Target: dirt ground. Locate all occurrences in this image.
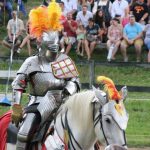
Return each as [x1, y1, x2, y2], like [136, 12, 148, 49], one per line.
[100, 146, 150, 150]
[128, 148, 150, 150]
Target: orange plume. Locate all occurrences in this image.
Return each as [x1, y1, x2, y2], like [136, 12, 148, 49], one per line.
[29, 0, 62, 39]
[97, 76, 122, 101]
[29, 6, 49, 38]
[47, 0, 62, 31]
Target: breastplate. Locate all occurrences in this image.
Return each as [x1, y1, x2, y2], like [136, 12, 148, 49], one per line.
[29, 72, 65, 96]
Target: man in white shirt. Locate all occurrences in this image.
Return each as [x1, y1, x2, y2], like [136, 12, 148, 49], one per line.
[76, 5, 93, 27]
[111, 0, 129, 18]
[2, 11, 25, 50]
[61, 0, 77, 15]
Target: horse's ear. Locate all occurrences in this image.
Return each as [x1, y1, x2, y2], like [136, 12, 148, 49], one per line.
[92, 85, 98, 91]
[120, 86, 128, 102]
[92, 85, 108, 105]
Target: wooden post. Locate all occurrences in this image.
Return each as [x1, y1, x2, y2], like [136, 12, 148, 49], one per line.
[89, 60, 95, 89]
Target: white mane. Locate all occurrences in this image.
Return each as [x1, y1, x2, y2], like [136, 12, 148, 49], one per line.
[61, 90, 96, 123]
[55, 90, 100, 147]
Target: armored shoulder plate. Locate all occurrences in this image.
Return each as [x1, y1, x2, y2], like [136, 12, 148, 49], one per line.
[51, 53, 79, 79]
[17, 56, 41, 75]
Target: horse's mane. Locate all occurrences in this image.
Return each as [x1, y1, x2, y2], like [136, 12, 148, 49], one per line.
[59, 90, 96, 128]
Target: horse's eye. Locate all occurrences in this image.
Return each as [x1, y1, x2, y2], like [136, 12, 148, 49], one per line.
[105, 118, 111, 124]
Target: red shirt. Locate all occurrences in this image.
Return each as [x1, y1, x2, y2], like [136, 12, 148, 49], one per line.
[63, 20, 78, 37]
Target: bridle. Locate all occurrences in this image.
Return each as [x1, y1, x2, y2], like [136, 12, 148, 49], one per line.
[93, 103, 127, 147]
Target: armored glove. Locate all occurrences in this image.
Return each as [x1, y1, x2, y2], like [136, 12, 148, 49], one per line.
[11, 104, 23, 127]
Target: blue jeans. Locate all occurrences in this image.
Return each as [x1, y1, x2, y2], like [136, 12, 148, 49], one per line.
[19, 1, 27, 17]
[5, 1, 13, 19]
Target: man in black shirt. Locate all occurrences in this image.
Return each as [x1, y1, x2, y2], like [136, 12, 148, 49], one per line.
[131, 0, 149, 24]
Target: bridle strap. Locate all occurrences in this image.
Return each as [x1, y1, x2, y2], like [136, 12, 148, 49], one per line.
[122, 130, 127, 146]
[61, 109, 82, 150]
[99, 107, 109, 146]
[93, 104, 109, 145]
[93, 104, 127, 147]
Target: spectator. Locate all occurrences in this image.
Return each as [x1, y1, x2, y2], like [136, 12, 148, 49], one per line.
[17, 20, 36, 56]
[2, 11, 25, 51]
[94, 9, 107, 43]
[76, 22, 86, 56]
[92, 0, 112, 27]
[143, 20, 150, 63]
[130, 0, 149, 24]
[111, 0, 129, 19]
[61, 0, 77, 16]
[121, 8, 130, 27]
[120, 15, 143, 62]
[84, 18, 101, 60]
[60, 12, 78, 54]
[76, 4, 93, 27]
[59, 1, 67, 17]
[15, 0, 27, 17]
[0, 0, 13, 21]
[77, 0, 91, 12]
[107, 18, 123, 61]
[42, 0, 49, 6]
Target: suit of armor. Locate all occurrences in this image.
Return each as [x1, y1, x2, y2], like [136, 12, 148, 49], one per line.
[12, 52, 80, 149]
[11, 3, 80, 149]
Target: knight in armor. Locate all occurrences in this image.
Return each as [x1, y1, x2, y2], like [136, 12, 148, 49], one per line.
[11, 2, 80, 149]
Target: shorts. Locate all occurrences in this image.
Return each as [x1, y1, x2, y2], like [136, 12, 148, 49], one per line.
[4, 35, 23, 43]
[60, 36, 76, 45]
[144, 40, 150, 50]
[121, 38, 143, 47]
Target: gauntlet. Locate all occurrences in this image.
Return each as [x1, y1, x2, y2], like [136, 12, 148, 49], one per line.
[11, 104, 23, 127]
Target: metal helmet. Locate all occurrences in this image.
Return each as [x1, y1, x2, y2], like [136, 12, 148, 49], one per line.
[39, 31, 59, 61]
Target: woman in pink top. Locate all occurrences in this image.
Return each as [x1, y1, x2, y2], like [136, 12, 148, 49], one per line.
[107, 18, 123, 61]
[121, 8, 130, 27]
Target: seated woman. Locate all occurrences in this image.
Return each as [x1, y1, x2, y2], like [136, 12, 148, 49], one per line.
[143, 20, 150, 63]
[107, 18, 123, 62]
[94, 9, 107, 43]
[84, 18, 101, 60]
[76, 22, 86, 56]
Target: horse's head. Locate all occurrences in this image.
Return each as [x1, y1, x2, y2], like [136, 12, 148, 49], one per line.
[92, 76, 129, 149]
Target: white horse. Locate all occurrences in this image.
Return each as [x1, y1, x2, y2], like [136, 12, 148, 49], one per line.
[44, 86, 128, 150]
[4, 77, 129, 150]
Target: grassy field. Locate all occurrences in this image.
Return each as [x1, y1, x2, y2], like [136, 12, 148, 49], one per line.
[0, 0, 150, 148]
[0, 63, 150, 148]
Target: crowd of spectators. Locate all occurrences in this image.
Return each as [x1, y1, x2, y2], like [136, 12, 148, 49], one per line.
[0, 0, 27, 24]
[2, 0, 150, 62]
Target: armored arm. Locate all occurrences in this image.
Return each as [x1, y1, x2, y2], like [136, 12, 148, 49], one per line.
[12, 73, 27, 104]
[64, 77, 80, 96]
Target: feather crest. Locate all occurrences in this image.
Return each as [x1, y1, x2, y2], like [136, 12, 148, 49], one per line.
[29, 6, 49, 38]
[47, 0, 62, 31]
[97, 76, 121, 101]
[29, 0, 62, 38]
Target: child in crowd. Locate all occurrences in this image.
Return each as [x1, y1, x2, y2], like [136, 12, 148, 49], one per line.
[76, 23, 86, 56]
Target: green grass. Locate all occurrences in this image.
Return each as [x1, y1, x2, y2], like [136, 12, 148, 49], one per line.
[0, 62, 150, 87]
[125, 100, 150, 147]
